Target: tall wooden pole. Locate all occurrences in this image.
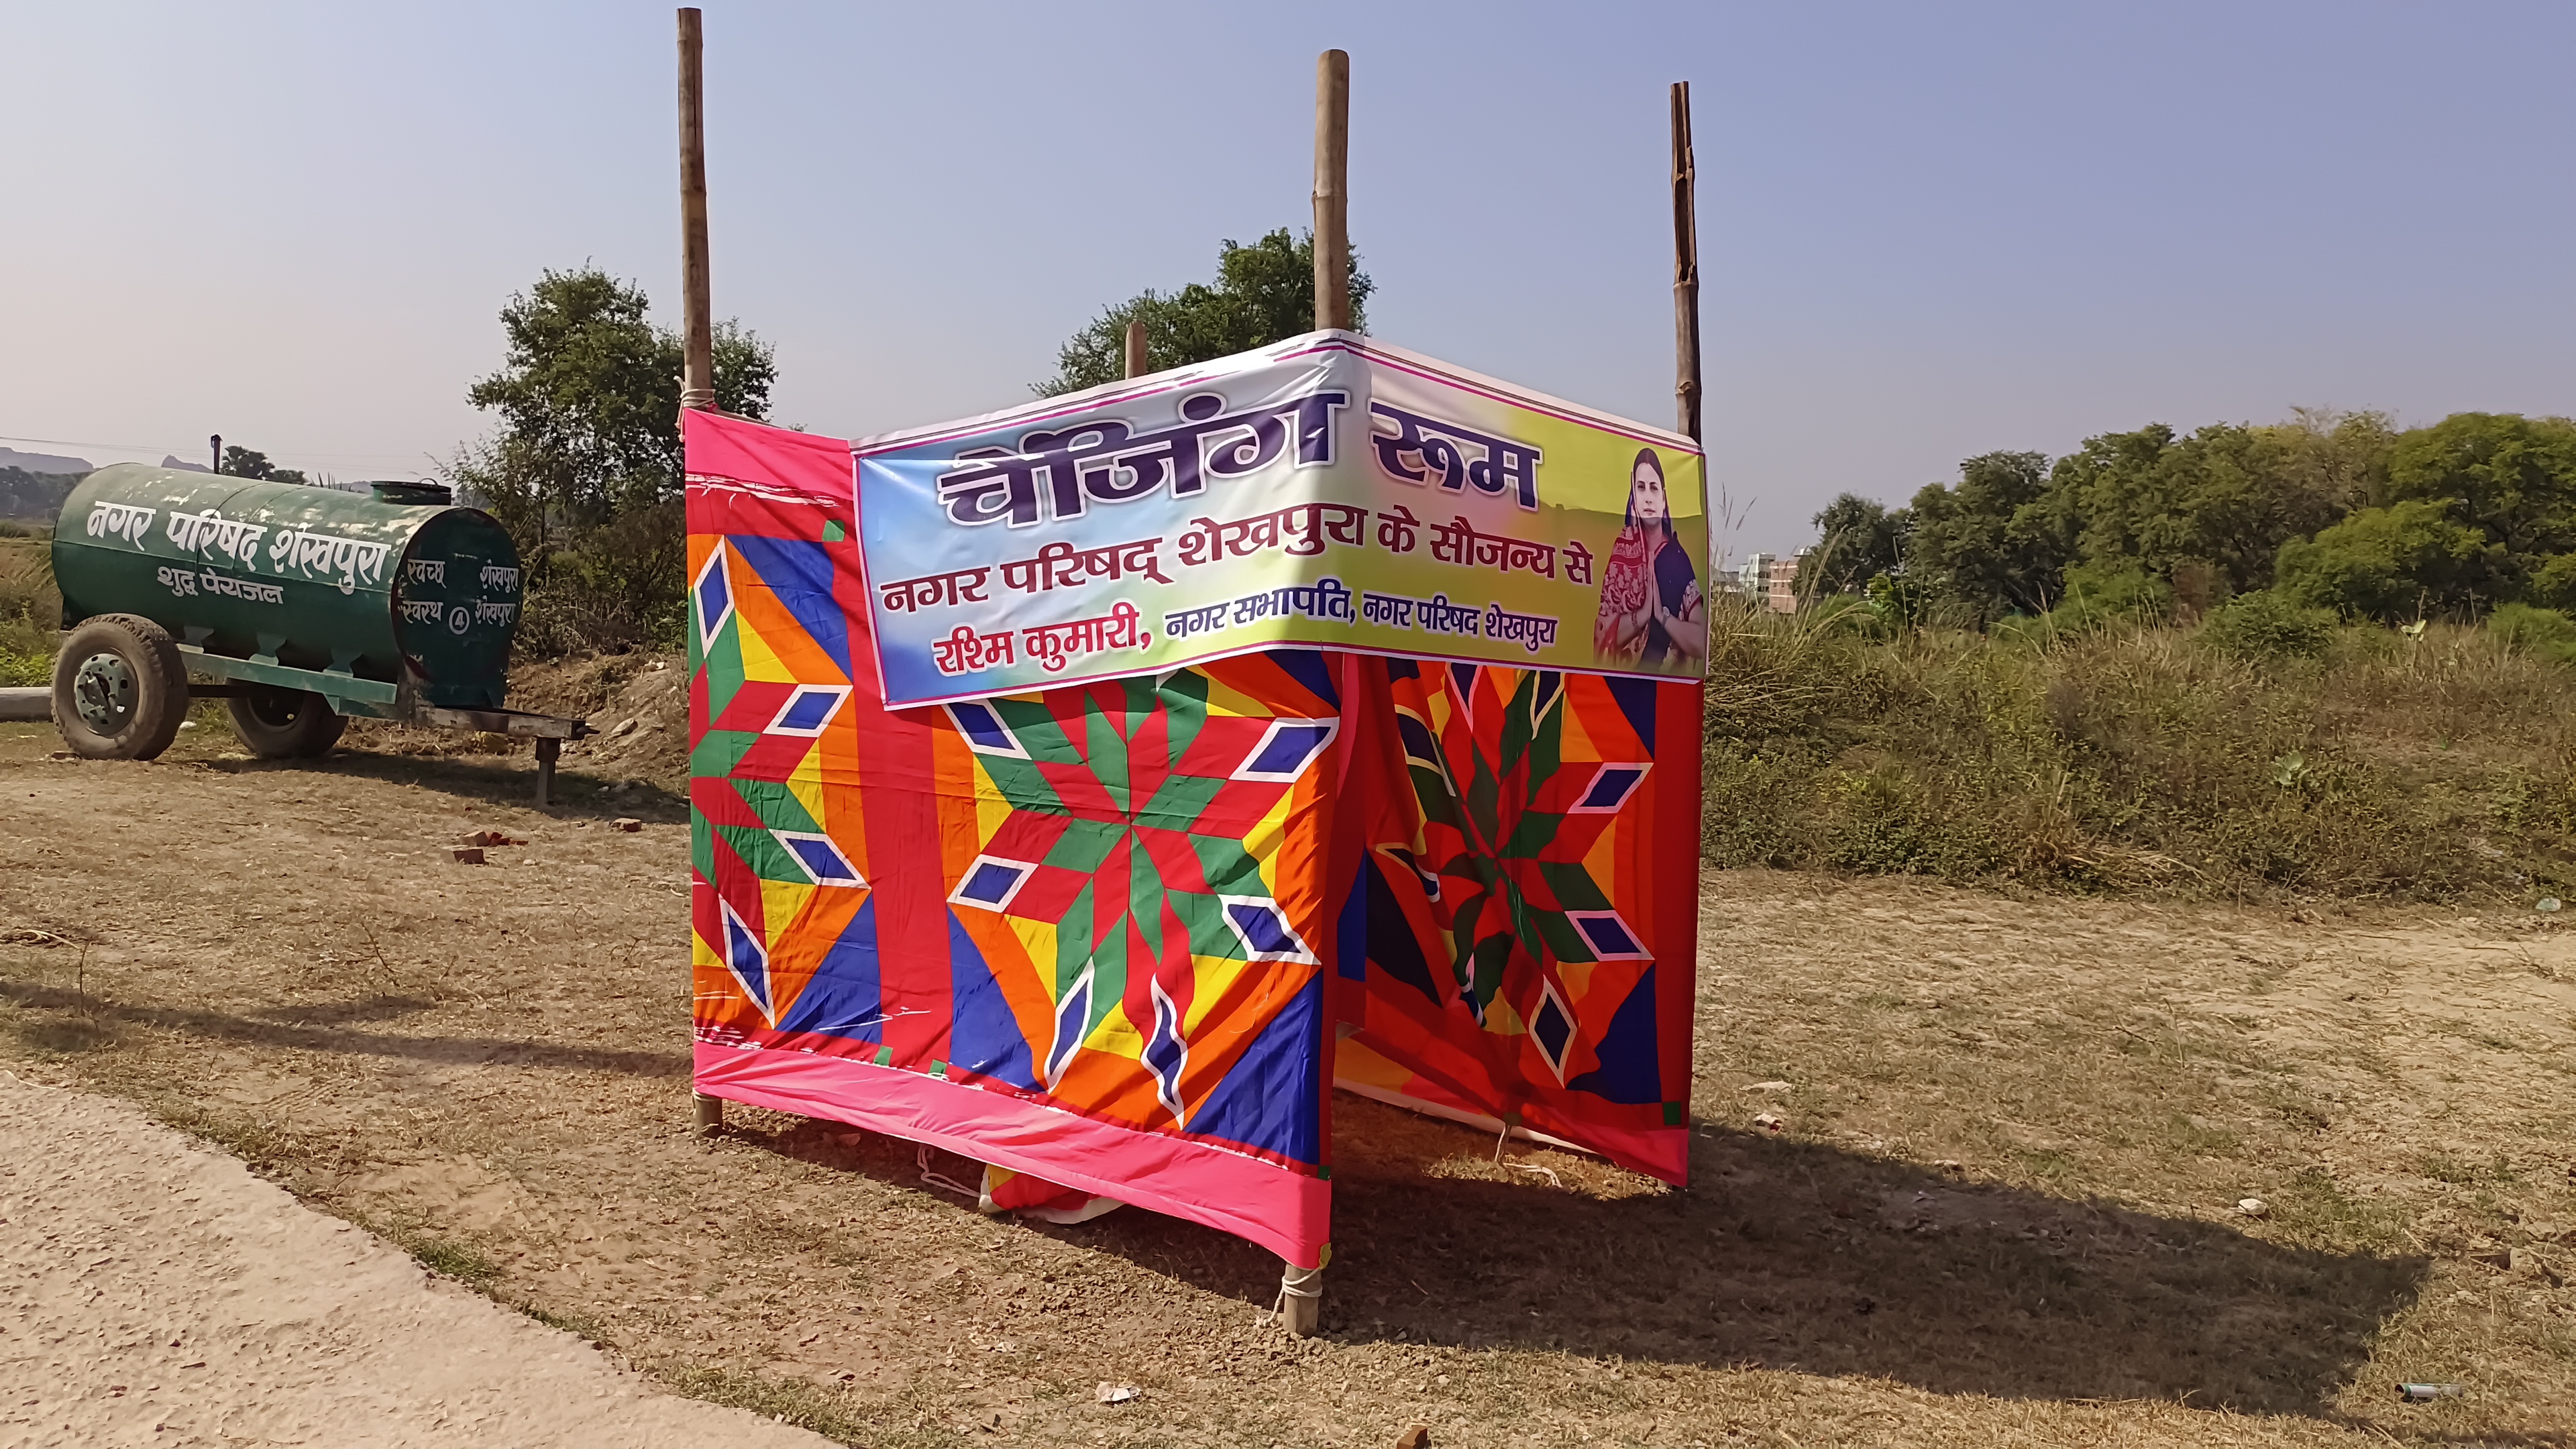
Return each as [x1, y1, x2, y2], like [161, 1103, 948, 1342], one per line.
[678, 7, 716, 413]
[1124, 319, 1149, 378]
[1311, 50, 1352, 333]
[1670, 81, 1702, 445]
[680, 1, 724, 1141]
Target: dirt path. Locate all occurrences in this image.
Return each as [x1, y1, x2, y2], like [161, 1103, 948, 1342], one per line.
[1, 722, 2572, 1446]
[0, 1069, 831, 1449]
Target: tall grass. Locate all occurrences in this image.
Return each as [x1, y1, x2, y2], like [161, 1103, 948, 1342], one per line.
[0, 524, 57, 686]
[1701, 600, 2576, 900]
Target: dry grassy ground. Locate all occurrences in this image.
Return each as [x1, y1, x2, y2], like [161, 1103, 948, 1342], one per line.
[1, 720, 2571, 1447]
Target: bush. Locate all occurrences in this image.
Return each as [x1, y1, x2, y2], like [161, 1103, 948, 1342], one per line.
[2198, 590, 2337, 661]
[2275, 499, 2502, 621]
[2487, 602, 2576, 665]
[1703, 608, 2576, 899]
[1990, 563, 2170, 645]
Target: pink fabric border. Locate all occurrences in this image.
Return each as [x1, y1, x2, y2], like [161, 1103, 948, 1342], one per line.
[694, 1042, 1330, 1267]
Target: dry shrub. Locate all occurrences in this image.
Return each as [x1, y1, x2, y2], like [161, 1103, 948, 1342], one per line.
[1702, 605, 2576, 899]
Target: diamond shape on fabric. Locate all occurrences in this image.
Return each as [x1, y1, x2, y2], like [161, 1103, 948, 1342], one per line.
[1530, 978, 1577, 1081]
[1232, 718, 1338, 782]
[1529, 670, 1566, 723]
[949, 855, 1039, 912]
[1043, 965, 1094, 1087]
[1572, 763, 1651, 813]
[1222, 896, 1317, 964]
[717, 894, 773, 1022]
[767, 684, 850, 736]
[1144, 976, 1190, 1129]
[772, 830, 865, 886]
[693, 546, 733, 647]
[945, 699, 1028, 757]
[1567, 909, 1650, 961]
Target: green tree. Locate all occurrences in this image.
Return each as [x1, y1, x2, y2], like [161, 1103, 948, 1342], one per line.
[452, 266, 775, 651]
[2034, 413, 2382, 608]
[2274, 498, 2504, 621]
[1036, 229, 1373, 396]
[1795, 492, 1909, 597]
[1903, 451, 2068, 625]
[2382, 412, 2576, 573]
[217, 445, 307, 485]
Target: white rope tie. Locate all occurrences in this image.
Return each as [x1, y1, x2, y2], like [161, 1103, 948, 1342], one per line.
[916, 1145, 979, 1199]
[1271, 1262, 1324, 1319]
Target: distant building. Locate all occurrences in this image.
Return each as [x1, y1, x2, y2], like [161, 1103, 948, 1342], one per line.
[1764, 551, 1805, 614]
[1722, 551, 1771, 602]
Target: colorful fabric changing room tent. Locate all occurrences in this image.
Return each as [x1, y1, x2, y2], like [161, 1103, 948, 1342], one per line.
[688, 330, 1707, 1284]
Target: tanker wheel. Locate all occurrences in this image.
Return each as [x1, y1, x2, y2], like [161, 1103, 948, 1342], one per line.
[51, 614, 191, 761]
[227, 686, 347, 759]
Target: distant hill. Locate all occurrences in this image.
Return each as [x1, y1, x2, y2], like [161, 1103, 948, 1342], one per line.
[0, 447, 93, 476]
[159, 455, 214, 474]
[1, 467, 81, 521]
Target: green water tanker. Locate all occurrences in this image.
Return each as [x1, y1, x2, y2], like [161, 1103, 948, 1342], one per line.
[48, 463, 586, 797]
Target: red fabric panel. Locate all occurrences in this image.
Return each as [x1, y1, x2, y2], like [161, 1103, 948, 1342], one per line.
[696, 1042, 1332, 1267]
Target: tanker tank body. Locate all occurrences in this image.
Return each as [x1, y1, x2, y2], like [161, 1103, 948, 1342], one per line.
[50, 464, 526, 761]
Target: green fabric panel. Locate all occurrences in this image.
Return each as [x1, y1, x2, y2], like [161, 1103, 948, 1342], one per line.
[1464, 751, 1501, 845]
[991, 695, 1082, 763]
[1187, 833, 1266, 896]
[1499, 810, 1567, 859]
[716, 822, 807, 884]
[730, 778, 822, 835]
[1532, 910, 1595, 963]
[1043, 817, 1126, 873]
[1126, 841, 1169, 961]
[1054, 881, 1097, 997]
[981, 757, 1071, 816]
[1157, 669, 1212, 767]
[702, 613, 745, 720]
[1136, 772, 1223, 831]
[1535, 858, 1612, 913]
[1082, 892, 1128, 1040]
[690, 729, 760, 780]
[1083, 701, 1130, 813]
[1163, 887, 1238, 961]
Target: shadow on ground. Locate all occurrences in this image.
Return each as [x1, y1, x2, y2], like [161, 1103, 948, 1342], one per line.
[0, 976, 689, 1077]
[737, 1093, 2427, 1419]
[194, 749, 689, 822]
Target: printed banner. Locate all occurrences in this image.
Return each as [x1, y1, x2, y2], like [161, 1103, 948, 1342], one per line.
[853, 331, 1709, 706]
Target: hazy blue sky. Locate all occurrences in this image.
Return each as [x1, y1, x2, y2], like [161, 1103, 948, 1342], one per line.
[5, 1, 2570, 556]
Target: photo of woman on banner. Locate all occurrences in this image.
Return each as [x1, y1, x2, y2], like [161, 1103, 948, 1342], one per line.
[1593, 447, 1706, 667]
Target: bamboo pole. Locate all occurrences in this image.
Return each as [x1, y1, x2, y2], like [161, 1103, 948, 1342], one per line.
[1124, 319, 1149, 379]
[677, 12, 716, 1140]
[1311, 50, 1352, 332]
[678, 7, 716, 412]
[1670, 80, 1702, 445]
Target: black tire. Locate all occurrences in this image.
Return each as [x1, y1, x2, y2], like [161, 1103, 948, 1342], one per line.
[52, 614, 191, 761]
[227, 686, 347, 759]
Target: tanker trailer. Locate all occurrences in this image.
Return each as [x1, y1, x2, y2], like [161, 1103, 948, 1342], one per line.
[50, 464, 588, 801]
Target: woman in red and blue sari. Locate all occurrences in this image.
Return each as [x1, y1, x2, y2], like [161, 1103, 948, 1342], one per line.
[1593, 447, 1707, 668]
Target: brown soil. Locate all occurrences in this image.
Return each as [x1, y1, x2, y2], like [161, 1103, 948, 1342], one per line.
[0, 716, 2571, 1446]
[336, 651, 693, 790]
[0, 1070, 832, 1448]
